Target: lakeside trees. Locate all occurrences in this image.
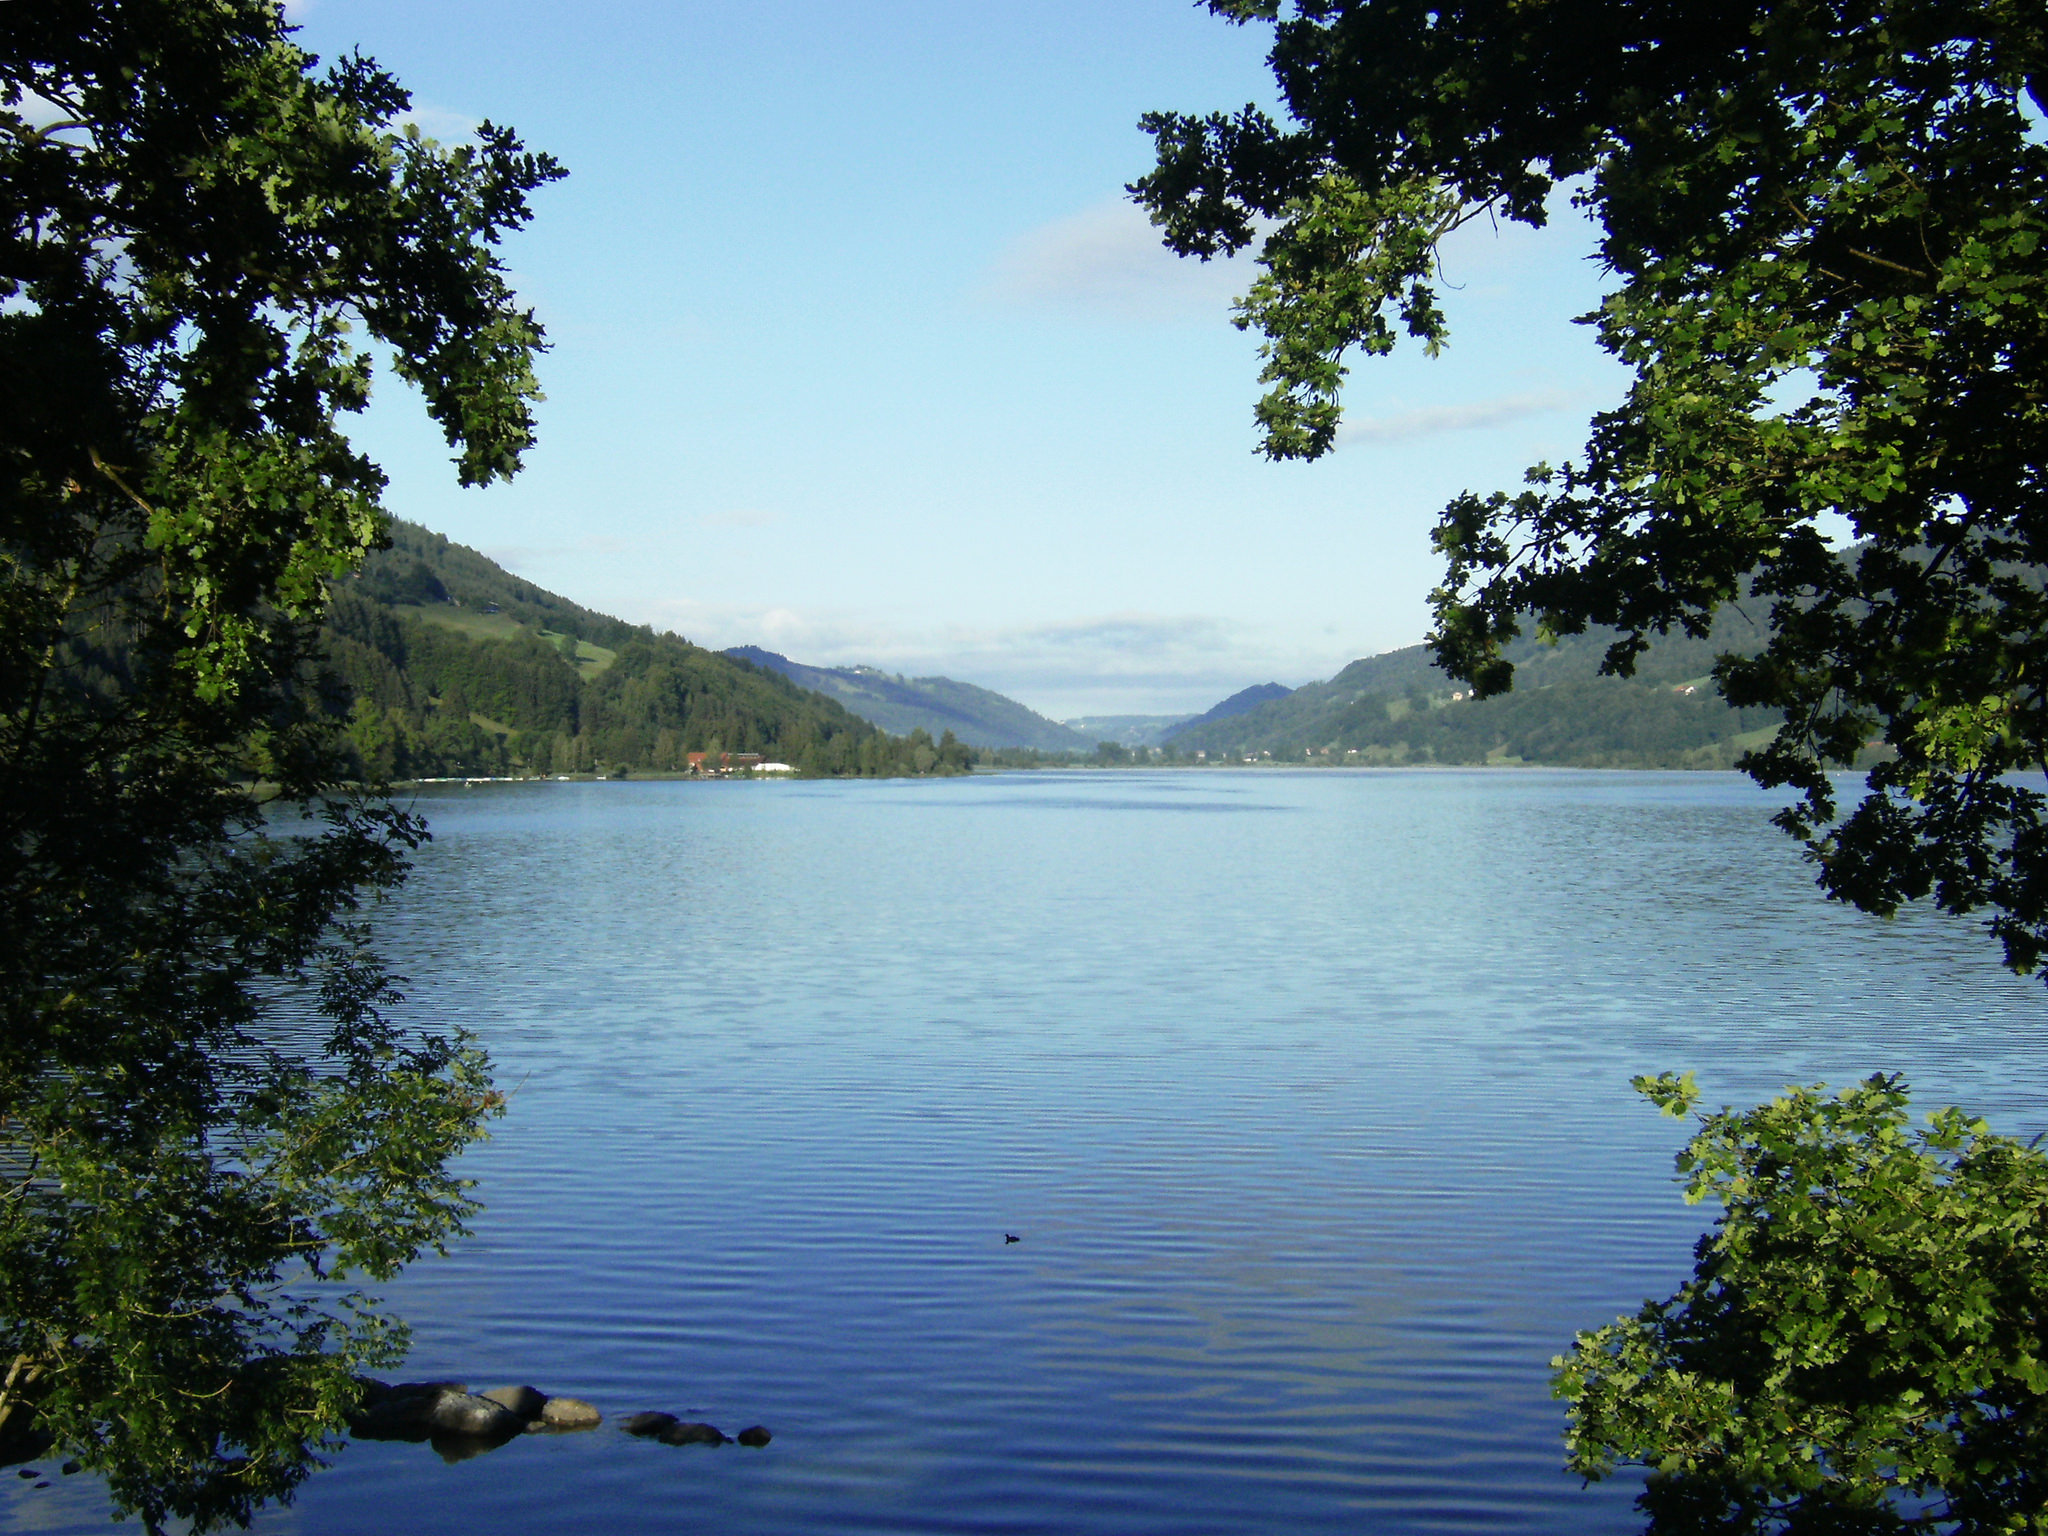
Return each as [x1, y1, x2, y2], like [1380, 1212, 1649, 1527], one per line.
[1138, 1, 2048, 1527]
[1, 3, 558, 1528]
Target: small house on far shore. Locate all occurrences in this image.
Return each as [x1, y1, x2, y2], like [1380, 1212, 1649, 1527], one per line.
[685, 751, 772, 775]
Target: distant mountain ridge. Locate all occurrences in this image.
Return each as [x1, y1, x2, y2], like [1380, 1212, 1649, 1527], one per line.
[723, 646, 1090, 752]
[333, 522, 1792, 777]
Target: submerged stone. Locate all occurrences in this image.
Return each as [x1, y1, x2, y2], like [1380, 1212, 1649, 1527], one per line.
[619, 1411, 678, 1438]
[656, 1421, 730, 1447]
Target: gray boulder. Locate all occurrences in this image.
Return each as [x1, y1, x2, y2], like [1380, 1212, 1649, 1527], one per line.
[352, 1385, 520, 1442]
[350, 1378, 463, 1419]
[427, 1393, 523, 1437]
[479, 1385, 547, 1421]
[382, 1379, 468, 1403]
[352, 1394, 439, 1439]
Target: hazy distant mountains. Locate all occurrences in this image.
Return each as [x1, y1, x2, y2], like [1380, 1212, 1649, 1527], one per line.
[330, 521, 1789, 776]
[1166, 614, 1781, 767]
[721, 612, 1784, 768]
[1160, 682, 1293, 741]
[1062, 714, 1195, 749]
[723, 647, 1092, 752]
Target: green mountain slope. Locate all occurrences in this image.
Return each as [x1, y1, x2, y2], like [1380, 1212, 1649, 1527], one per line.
[322, 523, 970, 779]
[1161, 683, 1293, 741]
[1169, 609, 1783, 767]
[723, 646, 1091, 752]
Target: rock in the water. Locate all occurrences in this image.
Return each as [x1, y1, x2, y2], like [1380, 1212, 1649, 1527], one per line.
[385, 1379, 468, 1402]
[59, 1462, 79, 1476]
[353, 1385, 519, 1441]
[426, 1393, 523, 1437]
[351, 1378, 463, 1418]
[479, 1385, 547, 1421]
[620, 1411, 679, 1438]
[657, 1421, 730, 1447]
[538, 1396, 602, 1429]
[736, 1425, 771, 1448]
[351, 1395, 437, 1439]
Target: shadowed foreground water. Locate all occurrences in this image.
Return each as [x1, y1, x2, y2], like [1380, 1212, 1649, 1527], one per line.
[7, 769, 2044, 1534]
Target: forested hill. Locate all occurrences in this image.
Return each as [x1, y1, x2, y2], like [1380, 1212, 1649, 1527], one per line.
[1162, 682, 1293, 740]
[723, 646, 1091, 752]
[1168, 607, 1784, 768]
[322, 522, 971, 780]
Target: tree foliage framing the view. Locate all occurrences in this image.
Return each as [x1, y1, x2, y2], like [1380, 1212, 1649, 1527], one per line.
[1135, 2, 2048, 1529]
[1131, 0, 2048, 974]
[0, 2, 559, 1529]
[1561, 1073, 2048, 1533]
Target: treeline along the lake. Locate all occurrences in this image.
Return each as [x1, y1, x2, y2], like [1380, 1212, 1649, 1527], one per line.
[322, 523, 973, 779]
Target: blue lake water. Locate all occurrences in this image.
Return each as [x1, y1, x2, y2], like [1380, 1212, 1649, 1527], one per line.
[8, 769, 2046, 1534]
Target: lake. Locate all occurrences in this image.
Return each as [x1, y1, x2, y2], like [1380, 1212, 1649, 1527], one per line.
[8, 769, 2045, 1534]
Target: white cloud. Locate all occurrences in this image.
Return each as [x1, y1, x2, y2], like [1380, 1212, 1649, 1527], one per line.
[698, 508, 781, 529]
[981, 198, 1251, 322]
[1336, 387, 1583, 445]
[395, 103, 482, 143]
[478, 534, 657, 573]
[478, 545, 549, 574]
[638, 600, 1333, 718]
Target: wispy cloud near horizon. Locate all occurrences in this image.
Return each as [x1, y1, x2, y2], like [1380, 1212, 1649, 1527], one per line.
[980, 198, 1250, 323]
[1336, 387, 1583, 445]
[633, 599, 1376, 718]
[697, 507, 781, 529]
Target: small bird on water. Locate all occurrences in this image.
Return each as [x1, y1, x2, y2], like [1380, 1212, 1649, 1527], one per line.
[1004, 1233, 1020, 1244]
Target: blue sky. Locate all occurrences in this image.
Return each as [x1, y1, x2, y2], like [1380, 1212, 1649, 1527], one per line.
[293, 0, 1629, 718]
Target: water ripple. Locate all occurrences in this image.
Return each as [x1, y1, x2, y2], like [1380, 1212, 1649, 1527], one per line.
[8, 771, 2042, 1536]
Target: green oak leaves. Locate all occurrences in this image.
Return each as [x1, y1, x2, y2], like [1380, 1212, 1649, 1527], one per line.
[0, 3, 556, 1529]
[1559, 1076, 2048, 1533]
[1134, 0, 2048, 975]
